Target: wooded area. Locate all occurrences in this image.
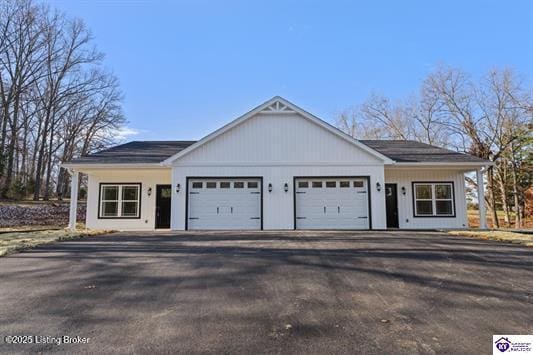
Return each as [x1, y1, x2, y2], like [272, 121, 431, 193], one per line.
[336, 66, 532, 229]
[0, 0, 124, 201]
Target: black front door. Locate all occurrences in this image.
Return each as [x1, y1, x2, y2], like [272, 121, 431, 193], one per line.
[385, 183, 399, 228]
[156, 185, 172, 229]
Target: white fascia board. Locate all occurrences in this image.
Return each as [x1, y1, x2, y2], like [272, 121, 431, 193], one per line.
[386, 161, 492, 172]
[390, 162, 492, 167]
[61, 163, 169, 171]
[173, 161, 386, 167]
[162, 96, 394, 165]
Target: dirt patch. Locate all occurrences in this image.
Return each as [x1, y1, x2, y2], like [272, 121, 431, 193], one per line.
[449, 230, 533, 247]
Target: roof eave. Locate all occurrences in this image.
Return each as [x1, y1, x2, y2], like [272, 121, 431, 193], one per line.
[61, 162, 169, 170]
[386, 161, 493, 170]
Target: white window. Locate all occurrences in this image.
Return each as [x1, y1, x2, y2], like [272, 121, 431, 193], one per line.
[99, 184, 140, 218]
[413, 183, 454, 217]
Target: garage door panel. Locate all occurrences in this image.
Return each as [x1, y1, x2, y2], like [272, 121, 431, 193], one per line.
[295, 178, 369, 230]
[188, 178, 261, 230]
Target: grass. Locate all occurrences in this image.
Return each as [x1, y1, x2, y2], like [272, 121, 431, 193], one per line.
[0, 225, 63, 233]
[0, 228, 112, 257]
[448, 230, 533, 247]
[467, 209, 533, 229]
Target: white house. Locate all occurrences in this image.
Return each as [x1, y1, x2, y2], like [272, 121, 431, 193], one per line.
[63, 96, 490, 231]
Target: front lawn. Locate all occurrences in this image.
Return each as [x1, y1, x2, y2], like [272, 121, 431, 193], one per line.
[449, 230, 533, 247]
[0, 229, 111, 256]
[467, 209, 533, 229]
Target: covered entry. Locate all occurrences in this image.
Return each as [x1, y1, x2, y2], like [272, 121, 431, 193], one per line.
[294, 177, 370, 229]
[187, 178, 262, 230]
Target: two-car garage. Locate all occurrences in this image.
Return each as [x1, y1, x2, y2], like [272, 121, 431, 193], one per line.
[186, 177, 370, 230]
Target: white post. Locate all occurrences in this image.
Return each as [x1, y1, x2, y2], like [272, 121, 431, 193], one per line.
[476, 168, 487, 230]
[69, 170, 79, 230]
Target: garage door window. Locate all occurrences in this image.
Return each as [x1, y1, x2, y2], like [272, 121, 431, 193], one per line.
[206, 182, 216, 188]
[247, 181, 258, 188]
[340, 181, 350, 188]
[298, 181, 309, 188]
[220, 182, 230, 188]
[234, 182, 244, 188]
[413, 182, 454, 217]
[312, 181, 322, 188]
[99, 184, 141, 218]
[354, 181, 364, 188]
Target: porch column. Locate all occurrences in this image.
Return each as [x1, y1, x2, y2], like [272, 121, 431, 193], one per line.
[476, 168, 487, 230]
[68, 170, 79, 230]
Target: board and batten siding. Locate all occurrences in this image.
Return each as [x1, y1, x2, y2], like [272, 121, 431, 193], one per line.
[176, 113, 381, 165]
[171, 110, 387, 230]
[85, 169, 171, 230]
[384, 168, 468, 229]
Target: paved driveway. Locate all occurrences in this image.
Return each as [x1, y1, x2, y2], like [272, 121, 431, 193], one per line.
[0, 231, 531, 354]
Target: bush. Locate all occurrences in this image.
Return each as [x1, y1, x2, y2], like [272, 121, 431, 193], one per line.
[8, 179, 27, 200]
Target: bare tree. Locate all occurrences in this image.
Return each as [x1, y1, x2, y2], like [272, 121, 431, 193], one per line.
[0, 0, 125, 201]
[336, 65, 532, 229]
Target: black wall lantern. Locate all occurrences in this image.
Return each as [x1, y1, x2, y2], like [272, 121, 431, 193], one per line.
[376, 182, 382, 192]
[401, 186, 406, 195]
[147, 187, 152, 196]
[268, 183, 273, 193]
[176, 183, 181, 193]
[284, 183, 289, 192]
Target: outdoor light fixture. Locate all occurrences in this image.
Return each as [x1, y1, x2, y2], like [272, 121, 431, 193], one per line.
[176, 183, 181, 193]
[376, 182, 382, 192]
[147, 187, 152, 196]
[268, 183, 273, 193]
[401, 186, 406, 195]
[284, 183, 289, 192]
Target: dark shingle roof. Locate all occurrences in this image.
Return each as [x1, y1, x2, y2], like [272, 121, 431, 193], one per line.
[359, 140, 488, 163]
[68, 139, 488, 165]
[69, 141, 196, 164]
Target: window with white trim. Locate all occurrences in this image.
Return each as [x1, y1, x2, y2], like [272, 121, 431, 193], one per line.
[99, 184, 140, 218]
[413, 183, 454, 217]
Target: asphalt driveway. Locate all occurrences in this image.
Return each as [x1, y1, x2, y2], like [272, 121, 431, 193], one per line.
[0, 231, 531, 354]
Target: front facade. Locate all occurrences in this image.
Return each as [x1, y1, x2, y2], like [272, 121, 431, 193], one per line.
[64, 97, 490, 231]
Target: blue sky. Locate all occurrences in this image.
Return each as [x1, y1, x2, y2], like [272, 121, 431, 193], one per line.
[50, 0, 532, 142]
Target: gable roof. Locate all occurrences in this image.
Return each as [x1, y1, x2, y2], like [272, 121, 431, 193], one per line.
[64, 139, 490, 166]
[68, 141, 196, 165]
[360, 140, 489, 164]
[63, 98, 490, 168]
[161, 96, 394, 165]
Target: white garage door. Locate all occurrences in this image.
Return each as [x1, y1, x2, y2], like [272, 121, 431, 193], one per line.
[187, 178, 262, 230]
[295, 178, 369, 229]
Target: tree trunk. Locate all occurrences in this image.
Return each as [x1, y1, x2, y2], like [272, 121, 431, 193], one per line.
[511, 160, 522, 229]
[3, 92, 21, 197]
[487, 166, 500, 228]
[43, 120, 55, 200]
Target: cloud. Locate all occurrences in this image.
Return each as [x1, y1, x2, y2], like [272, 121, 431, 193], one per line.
[113, 126, 141, 140]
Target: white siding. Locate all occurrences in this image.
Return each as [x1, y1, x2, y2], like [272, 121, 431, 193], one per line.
[171, 165, 386, 230]
[385, 168, 468, 229]
[170, 110, 387, 230]
[176, 112, 382, 165]
[86, 169, 171, 230]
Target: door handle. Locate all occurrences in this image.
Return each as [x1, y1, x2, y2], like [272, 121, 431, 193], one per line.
[217, 207, 219, 214]
[323, 206, 326, 214]
[338, 206, 340, 214]
[231, 207, 233, 214]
